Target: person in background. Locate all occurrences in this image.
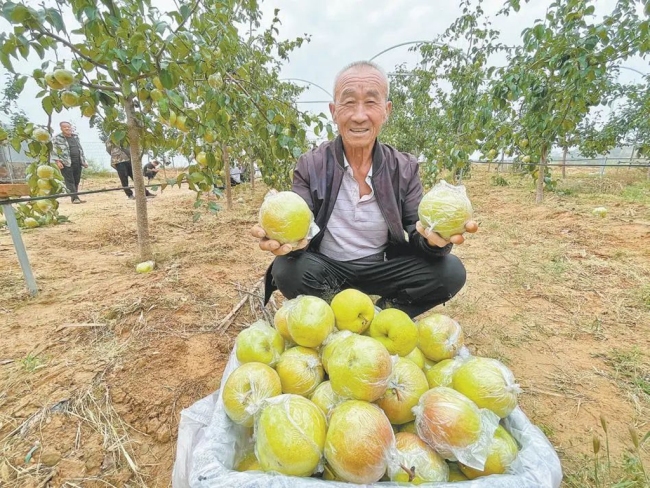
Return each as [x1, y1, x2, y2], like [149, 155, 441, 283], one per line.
[143, 160, 161, 183]
[104, 137, 155, 200]
[51, 121, 88, 203]
[252, 60, 478, 318]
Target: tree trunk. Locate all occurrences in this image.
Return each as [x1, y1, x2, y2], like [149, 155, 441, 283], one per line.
[629, 145, 635, 170]
[536, 146, 547, 204]
[124, 97, 152, 261]
[222, 144, 232, 210]
[498, 152, 504, 173]
[562, 146, 567, 179]
[250, 160, 255, 192]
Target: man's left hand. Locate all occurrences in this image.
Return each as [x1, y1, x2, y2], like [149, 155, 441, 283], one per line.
[82, 162, 88, 168]
[416, 220, 478, 247]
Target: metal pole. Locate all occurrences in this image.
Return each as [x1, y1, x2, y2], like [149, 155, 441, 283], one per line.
[600, 157, 607, 177]
[1, 202, 38, 296]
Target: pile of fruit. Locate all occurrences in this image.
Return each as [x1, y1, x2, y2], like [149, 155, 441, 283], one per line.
[220, 289, 522, 484]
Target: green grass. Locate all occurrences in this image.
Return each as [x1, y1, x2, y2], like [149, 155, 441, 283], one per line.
[621, 182, 650, 204]
[606, 348, 650, 397]
[20, 353, 45, 372]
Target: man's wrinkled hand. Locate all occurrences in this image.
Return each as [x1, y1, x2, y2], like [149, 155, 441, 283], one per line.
[251, 224, 309, 256]
[416, 220, 478, 247]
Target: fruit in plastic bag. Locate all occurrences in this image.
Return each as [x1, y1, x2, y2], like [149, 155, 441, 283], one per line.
[235, 320, 284, 367]
[417, 313, 464, 361]
[592, 206, 607, 218]
[222, 362, 282, 427]
[399, 421, 417, 434]
[255, 394, 327, 477]
[275, 346, 324, 397]
[273, 301, 293, 342]
[310, 380, 343, 417]
[368, 308, 418, 356]
[405, 347, 426, 369]
[388, 432, 448, 484]
[320, 330, 353, 373]
[452, 356, 521, 418]
[415, 387, 481, 450]
[258, 191, 313, 245]
[459, 425, 519, 479]
[376, 357, 429, 425]
[328, 335, 392, 402]
[330, 288, 375, 333]
[324, 400, 395, 484]
[418, 180, 473, 239]
[286, 295, 335, 348]
[426, 358, 460, 388]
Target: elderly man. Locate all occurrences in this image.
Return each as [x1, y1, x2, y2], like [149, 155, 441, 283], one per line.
[51, 121, 88, 203]
[252, 61, 477, 318]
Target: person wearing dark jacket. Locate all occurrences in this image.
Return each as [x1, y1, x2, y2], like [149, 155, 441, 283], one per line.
[251, 61, 477, 318]
[105, 139, 155, 199]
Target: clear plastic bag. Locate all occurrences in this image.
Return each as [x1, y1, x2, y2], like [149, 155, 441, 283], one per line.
[172, 349, 563, 488]
[258, 190, 319, 246]
[418, 181, 473, 240]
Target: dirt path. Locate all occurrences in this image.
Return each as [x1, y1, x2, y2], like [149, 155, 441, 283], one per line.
[1, 167, 648, 487]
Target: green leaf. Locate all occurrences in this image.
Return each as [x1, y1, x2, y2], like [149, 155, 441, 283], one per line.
[42, 96, 53, 115]
[159, 69, 174, 89]
[208, 201, 220, 214]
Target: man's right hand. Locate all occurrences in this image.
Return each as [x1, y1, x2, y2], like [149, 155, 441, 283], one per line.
[55, 161, 64, 169]
[251, 224, 309, 256]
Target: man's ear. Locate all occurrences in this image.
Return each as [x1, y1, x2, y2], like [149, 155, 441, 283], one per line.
[385, 100, 393, 121]
[329, 102, 336, 122]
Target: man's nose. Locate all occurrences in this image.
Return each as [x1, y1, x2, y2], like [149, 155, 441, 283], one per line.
[350, 102, 368, 122]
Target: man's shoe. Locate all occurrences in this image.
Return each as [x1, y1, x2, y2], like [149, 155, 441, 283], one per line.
[146, 194, 156, 199]
[72, 199, 86, 204]
[128, 195, 135, 200]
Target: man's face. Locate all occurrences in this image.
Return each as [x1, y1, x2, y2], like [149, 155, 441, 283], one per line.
[60, 123, 73, 137]
[329, 67, 392, 151]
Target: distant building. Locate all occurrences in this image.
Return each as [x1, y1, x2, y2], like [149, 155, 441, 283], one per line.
[0, 142, 33, 183]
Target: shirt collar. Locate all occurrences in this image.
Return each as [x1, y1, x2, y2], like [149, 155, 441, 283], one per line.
[343, 154, 373, 177]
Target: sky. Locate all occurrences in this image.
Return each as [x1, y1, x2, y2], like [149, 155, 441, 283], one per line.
[1, 0, 647, 168]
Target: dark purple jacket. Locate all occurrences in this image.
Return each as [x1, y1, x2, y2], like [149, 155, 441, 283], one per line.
[264, 136, 452, 303]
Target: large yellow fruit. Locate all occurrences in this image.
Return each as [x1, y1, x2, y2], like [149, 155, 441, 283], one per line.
[34, 199, 53, 213]
[447, 462, 469, 481]
[61, 90, 80, 107]
[328, 335, 392, 402]
[309, 380, 343, 417]
[36, 165, 54, 179]
[405, 347, 426, 369]
[452, 356, 520, 418]
[150, 88, 164, 101]
[320, 330, 353, 373]
[425, 358, 459, 388]
[272, 302, 293, 342]
[388, 432, 448, 484]
[255, 394, 327, 477]
[399, 421, 417, 434]
[414, 387, 483, 457]
[418, 180, 473, 239]
[53, 68, 75, 88]
[196, 151, 207, 166]
[330, 288, 375, 333]
[235, 320, 284, 367]
[459, 426, 519, 479]
[286, 295, 334, 348]
[368, 308, 418, 356]
[376, 357, 429, 425]
[24, 217, 39, 228]
[32, 128, 51, 143]
[222, 362, 282, 427]
[275, 346, 323, 397]
[44, 73, 64, 90]
[258, 191, 313, 245]
[325, 400, 395, 484]
[417, 313, 464, 362]
[37, 178, 52, 190]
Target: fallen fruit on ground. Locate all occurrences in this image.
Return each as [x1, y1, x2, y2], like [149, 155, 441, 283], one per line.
[376, 357, 429, 425]
[235, 320, 284, 367]
[418, 180, 473, 239]
[388, 432, 449, 484]
[330, 288, 375, 333]
[275, 346, 324, 397]
[258, 191, 313, 245]
[286, 295, 334, 348]
[417, 313, 464, 362]
[222, 362, 282, 427]
[459, 425, 519, 479]
[135, 261, 155, 273]
[328, 334, 392, 402]
[255, 394, 327, 477]
[452, 356, 520, 418]
[325, 400, 395, 484]
[368, 308, 418, 356]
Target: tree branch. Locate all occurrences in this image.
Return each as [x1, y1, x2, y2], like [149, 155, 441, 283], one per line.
[34, 30, 109, 71]
[78, 80, 121, 92]
[154, 0, 202, 65]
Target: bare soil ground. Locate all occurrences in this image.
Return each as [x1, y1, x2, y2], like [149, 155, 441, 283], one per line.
[1, 166, 648, 487]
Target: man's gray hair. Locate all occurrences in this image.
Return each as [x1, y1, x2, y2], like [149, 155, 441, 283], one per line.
[333, 60, 390, 101]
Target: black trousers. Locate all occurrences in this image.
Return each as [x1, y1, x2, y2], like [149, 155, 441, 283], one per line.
[115, 161, 152, 197]
[270, 251, 467, 318]
[61, 162, 82, 201]
[144, 170, 156, 182]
